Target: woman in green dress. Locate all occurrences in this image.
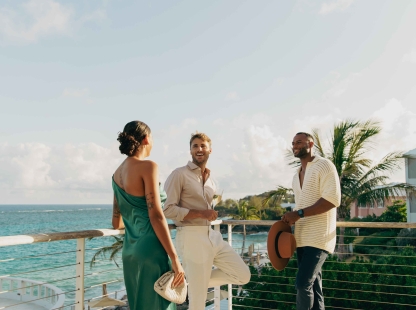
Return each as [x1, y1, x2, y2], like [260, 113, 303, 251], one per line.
[112, 120, 185, 310]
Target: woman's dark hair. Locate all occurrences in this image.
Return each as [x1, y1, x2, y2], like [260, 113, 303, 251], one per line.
[117, 121, 151, 156]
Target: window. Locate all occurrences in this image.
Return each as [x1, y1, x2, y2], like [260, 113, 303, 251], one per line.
[408, 158, 416, 179]
[410, 198, 416, 213]
[378, 200, 384, 208]
[358, 202, 367, 209]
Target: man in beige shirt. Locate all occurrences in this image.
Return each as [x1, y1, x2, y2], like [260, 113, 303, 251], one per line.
[164, 132, 250, 310]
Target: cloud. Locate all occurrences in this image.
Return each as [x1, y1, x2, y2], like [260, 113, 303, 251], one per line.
[402, 48, 416, 64]
[0, 142, 121, 203]
[206, 114, 294, 198]
[319, 0, 355, 15]
[0, 0, 106, 44]
[371, 98, 416, 153]
[62, 88, 90, 98]
[2, 106, 414, 203]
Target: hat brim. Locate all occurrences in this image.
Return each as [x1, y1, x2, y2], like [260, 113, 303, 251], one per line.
[267, 221, 294, 271]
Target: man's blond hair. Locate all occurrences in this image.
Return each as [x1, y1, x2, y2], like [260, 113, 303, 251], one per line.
[190, 132, 212, 148]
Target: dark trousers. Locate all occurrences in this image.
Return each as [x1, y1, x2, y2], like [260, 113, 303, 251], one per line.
[295, 246, 328, 310]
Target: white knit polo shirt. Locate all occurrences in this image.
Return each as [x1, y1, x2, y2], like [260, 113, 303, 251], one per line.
[292, 156, 341, 253]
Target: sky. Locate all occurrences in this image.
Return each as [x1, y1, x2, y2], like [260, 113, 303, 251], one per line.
[1, 0, 416, 204]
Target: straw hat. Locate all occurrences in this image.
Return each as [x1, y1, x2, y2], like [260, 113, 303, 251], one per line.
[267, 221, 296, 271]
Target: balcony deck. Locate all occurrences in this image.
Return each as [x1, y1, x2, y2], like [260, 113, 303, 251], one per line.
[1, 219, 416, 310]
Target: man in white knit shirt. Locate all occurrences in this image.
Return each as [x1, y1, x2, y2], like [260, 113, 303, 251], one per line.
[282, 132, 341, 310]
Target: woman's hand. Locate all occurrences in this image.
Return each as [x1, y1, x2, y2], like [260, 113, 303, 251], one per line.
[171, 256, 185, 288]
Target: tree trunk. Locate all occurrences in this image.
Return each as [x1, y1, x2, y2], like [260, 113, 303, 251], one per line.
[337, 218, 346, 260]
[241, 224, 246, 257]
[335, 202, 352, 260]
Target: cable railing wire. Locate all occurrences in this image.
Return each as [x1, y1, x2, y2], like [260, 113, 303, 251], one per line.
[0, 249, 78, 263]
[0, 263, 78, 278]
[248, 276, 416, 290]
[83, 279, 124, 292]
[0, 275, 78, 295]
[0, 288, 77, 309]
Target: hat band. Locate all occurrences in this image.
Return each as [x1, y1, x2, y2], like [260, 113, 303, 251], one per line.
[275, 230, 283, 259]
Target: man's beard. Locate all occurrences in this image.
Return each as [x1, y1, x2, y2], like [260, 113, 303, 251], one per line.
[192, 154, 209, 166]
[293, 146, 309, 158]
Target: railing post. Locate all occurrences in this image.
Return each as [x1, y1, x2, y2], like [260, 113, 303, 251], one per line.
[228, 224, 232, 310]
[75, 238, 85, 310]
[213, 224, 221, 310]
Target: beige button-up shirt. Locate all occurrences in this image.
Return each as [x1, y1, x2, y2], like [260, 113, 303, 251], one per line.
[163, 161, 216, 226]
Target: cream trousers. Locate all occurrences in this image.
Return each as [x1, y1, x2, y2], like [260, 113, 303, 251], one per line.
[175, 226, 250, 310]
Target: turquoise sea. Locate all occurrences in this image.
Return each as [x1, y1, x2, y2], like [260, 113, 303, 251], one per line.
[0, 205, 268, 308]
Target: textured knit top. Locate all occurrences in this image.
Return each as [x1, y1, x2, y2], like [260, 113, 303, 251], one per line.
[292, 156, 341, 253]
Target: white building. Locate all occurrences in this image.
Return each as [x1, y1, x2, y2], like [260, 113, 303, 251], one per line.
[405, 148, 416, 223]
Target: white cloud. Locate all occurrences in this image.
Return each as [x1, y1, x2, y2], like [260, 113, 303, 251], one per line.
[246, 125, 287, 168]
[62, 88, 90, 98]
[206, 114, 294, 199]
[0, 0, 106, 44]
[1, 106, 414, 203]
[371, 99, 416, 153]
[0, 142, 121, 203]
[319, 0, 355, 15]
[402, 48, 416, 64]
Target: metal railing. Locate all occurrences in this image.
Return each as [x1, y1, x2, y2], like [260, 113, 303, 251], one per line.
[0, 277, 65, 309]
[1, 220, 416, 309]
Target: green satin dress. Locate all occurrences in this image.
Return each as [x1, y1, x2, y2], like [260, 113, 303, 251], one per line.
[112, 178, 176, 310]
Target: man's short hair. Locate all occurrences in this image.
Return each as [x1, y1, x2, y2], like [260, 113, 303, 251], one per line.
[296, 132, 314, 141]
[190, 132, 212, 148]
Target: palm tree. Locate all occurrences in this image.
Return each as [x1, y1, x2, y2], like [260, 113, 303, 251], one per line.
[264, 119, 416, 255]
[262, 186, 293, 208]
[90, 235, 124, 268]
[234, 200, 260, 256]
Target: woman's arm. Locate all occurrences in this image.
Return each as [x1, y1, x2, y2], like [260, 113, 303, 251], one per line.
[142, 161, 185, 288]
[112, 195, 125, 229]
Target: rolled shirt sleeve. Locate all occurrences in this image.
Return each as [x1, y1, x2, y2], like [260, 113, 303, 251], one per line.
[320, 162, 341, 208]
[163, 170, 190, 222]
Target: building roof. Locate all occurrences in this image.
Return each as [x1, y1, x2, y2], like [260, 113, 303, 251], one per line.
[404, 147, 416, 157]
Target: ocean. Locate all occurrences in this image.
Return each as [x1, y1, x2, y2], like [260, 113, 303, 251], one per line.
[0, 205, 268, 308]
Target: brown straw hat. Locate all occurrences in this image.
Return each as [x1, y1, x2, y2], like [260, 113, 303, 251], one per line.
[267, 221, 296, 271]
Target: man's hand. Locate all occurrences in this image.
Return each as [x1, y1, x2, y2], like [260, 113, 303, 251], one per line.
[183, 209, 219, 221]
[281, 211, 300, 226]
[201, 209, 218, 221]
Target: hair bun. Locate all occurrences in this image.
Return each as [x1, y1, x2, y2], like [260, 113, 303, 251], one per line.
[117, 132, 140, 156]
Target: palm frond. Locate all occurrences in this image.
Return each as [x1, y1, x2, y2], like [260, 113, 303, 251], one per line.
[285, 149, 300, 168]
[262, 186, 293, 207]
[90, 236, 123, 268]
[358, 152, 404, 184]
[356, 183, 416, 206]
[311, 128, 326, 158]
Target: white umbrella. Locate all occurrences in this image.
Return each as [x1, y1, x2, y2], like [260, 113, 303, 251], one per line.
[88, 284, 126, 308]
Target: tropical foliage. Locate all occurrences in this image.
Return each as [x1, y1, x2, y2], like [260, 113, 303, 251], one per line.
[264, 119, 416, 219]
[233, 200, 260, 255]
[234, 247, 416, 310]
[89, 235, 123, 268]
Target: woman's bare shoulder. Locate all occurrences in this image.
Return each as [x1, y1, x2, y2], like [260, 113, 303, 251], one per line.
[139, 160, 158, 171]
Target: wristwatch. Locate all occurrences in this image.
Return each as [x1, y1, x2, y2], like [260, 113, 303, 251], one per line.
[297, 209, 305, 218]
